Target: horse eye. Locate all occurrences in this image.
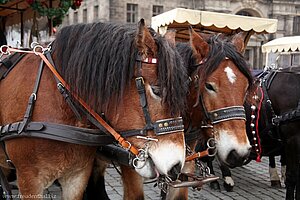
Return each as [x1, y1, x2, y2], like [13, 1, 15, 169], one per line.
[205, 83, 216, 92]
[151, 85, 161, 97]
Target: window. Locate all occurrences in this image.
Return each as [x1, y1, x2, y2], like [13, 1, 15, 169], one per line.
[293, 16, 300, 35]
[74, 11, 78, 24]
[94, 5, 99, 20]
[236, 10, 252, 17]
[83, 8, 87, 23]
[153, 5, 163, 17]
[292, 54, 300, 66]
[127, 4, 138, 23]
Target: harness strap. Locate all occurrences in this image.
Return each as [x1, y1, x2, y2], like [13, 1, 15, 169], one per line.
[44, 51, 82, 121]
[0, 52, 26, 80]
[199, 95, 210, 121]
[37, 51, 139, 155]
[0, 122, 114, 146]
[272, 101, 300, 125]
[135, 77, 153, 131]
[208, 106, 246, 124]
[185, 149, 209, 161]
[18, 59, 44, 133]
[97, 144, 134, 167]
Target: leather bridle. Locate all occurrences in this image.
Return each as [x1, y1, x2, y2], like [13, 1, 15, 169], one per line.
[188, 59, 247, 133]
[120, 54, 184, 138]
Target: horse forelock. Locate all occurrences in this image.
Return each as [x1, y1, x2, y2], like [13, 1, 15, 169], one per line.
[52, 23, 188, 115]
[198, 35, 253, 91]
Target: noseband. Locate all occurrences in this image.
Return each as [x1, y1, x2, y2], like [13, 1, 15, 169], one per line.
[199, 95, 246, 125]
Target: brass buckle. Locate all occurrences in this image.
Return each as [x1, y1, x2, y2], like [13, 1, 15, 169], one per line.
[135, 77, 145, 85]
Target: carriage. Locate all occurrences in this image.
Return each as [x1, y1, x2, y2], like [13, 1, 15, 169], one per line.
[151, 8, 278, 70]
[262, 36, 300, 68]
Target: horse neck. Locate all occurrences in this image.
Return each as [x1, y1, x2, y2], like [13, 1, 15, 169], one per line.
[0, 54, 79, 126]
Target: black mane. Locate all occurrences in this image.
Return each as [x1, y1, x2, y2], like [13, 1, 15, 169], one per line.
[52, 22, 188, 115]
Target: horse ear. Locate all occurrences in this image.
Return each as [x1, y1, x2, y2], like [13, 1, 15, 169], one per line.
[164, 30, 176, 47]
[231, 32, 247, 53]
[135, 18, 156, 56]
[189, 26, 209, 59]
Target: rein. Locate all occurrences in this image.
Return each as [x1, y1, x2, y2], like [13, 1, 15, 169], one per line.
[1, 46, 138, 155]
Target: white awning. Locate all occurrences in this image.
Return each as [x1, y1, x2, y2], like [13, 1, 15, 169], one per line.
[151, 8, 278, 39]
[262, 36, 300, 53]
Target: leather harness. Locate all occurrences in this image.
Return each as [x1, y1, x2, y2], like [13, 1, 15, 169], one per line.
[0, 45, 184, 160]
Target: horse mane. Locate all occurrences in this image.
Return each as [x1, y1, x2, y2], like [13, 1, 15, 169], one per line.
[52, 22, 188, 115]
[176, 42, 198, 76]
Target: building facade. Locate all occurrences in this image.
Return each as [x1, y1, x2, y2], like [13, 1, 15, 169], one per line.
[52, 1, 300, 68]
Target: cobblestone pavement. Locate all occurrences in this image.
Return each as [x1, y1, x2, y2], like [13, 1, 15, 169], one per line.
[11, 156, 285, 199]
[105, 156, 286, 200]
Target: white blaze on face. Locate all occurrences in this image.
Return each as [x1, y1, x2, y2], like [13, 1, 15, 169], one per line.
[224, 67, 237, 84]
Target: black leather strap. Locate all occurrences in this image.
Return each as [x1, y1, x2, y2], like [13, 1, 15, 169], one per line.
[0, 52, 26, 80]
[97, 144, 133, 167]
[44, 51, 82, 121]
[208, 106, 246, 124]
[0, 122, 114, 146]
[135, 76, 154, 131]
[18, 59, 44, 133]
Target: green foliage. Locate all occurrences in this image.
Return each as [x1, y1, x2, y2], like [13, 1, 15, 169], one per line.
[0, 0, 8, 4]
[29, 0, 73, 19]
[1, 0, 82, 26]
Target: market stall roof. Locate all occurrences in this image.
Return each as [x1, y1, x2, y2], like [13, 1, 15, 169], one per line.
[151, 8, 278, 42]
[0, 0, 29, 17]
[262, 36, 300, 53]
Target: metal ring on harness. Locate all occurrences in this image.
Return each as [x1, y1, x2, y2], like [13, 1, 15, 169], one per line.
[30, 42, 40, 49]
[132, 148, 148, 169]
[33, 45, 45, 55]
[0, 45, 10, 55]
[207, 138, 217, 157]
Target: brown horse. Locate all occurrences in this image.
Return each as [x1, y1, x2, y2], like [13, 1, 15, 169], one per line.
[86, 28, 253, 200]
[0, 19, 189, 199]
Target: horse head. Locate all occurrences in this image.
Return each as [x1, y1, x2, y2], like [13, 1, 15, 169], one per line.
[53, 19, 188, 180]
[184, 29, 253, 168]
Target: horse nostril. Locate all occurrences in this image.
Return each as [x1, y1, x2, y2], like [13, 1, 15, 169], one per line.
[167, 162, 182, 181]
[226, 150, 244, 167]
